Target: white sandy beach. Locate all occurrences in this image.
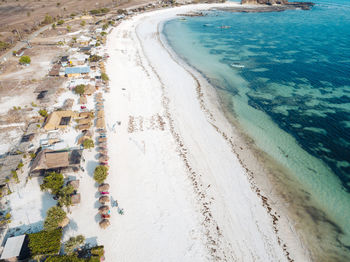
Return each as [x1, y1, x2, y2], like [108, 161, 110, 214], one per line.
[60, 3, 311, 262]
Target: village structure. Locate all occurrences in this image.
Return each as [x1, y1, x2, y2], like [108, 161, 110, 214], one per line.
[0, 1, 177, 260]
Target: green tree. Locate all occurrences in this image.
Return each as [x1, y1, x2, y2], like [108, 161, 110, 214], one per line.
[102, 24, 108, 31]
[88, 55, 102, 62]
[74, 84, 85, 95]
[67, 25, 71, 32]
[93, 165, 108, 184]
[58, 185, 75, 208]
[43, 14, 54, 24]
[44, 206, 67, 231]
[57, 19, 64, 25]
[101, 72, 109, 81]
[39, 109, 48, 117]
[52, 23, 56, 29]
[83, 139, 94, 149]
[19, 55, 31, 65]
[80, 20, 86, 26]
[40, 171, 64, 195]
[64, 235, 85, 255]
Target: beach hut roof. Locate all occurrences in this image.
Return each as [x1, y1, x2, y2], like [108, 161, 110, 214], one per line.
[71, 193, 81, 205]
[79, 111, 93, 118]
[98, 183, 110, 192]
[65, 66, 90, 75]
[78, 118, 92, 125]
[99, 219, 110, 229]
[77, 123, 91, 131]
[44, 110, 77, 131]
[99, 196, 110, 203]
[30, 149, 82, 173]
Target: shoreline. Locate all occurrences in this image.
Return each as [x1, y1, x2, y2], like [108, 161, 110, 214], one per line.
[104, 3, 311, 261]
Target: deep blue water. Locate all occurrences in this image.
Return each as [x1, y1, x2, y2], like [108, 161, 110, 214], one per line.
[163, 0, 350, 259]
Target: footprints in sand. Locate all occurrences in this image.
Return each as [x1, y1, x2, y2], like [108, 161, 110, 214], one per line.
[128, 114, 166, 133]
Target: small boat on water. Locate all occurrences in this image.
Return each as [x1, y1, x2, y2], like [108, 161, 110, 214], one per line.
[220, 25, 231, 29]
[203, 24, 213, 27]
[231, 63, 245, 68]
[178, 17, 187, 22]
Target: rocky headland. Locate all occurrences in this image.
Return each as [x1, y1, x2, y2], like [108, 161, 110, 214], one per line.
[215, 0, 315, 13]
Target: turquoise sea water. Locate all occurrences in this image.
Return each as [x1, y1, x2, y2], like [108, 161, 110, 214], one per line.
[163, 1, 350, 260]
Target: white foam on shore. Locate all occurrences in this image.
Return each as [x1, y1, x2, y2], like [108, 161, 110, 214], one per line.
[65, 3, 310, 261]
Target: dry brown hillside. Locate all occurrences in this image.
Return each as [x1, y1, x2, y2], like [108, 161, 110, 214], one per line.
[0, 0, 152, 46]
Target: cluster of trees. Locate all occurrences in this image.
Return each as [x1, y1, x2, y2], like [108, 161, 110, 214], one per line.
[89, 8, 110, 15]
[93, 165, 108, 184]
[28, 228, 62, 257]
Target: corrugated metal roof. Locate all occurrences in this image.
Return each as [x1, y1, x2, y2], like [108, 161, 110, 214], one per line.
[65, 67, 90, 74]
[0, 235, 25, 259]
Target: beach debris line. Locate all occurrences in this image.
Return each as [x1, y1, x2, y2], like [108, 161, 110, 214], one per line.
[127, 114, 166, 133]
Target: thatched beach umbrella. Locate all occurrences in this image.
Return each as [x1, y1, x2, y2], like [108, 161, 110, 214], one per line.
[99, 196, 110, 204]
[98, 205, 110, 214]
[99, 155, 109, 162]
[98, 148, 108, 154]
[59, 217, 70, 228]
[98, 137, 107, 143]
[99, 219, 110, 229]
[97, 110, 104, 118]
[98, 183, 110, 192]
[98, 142, 107, 147]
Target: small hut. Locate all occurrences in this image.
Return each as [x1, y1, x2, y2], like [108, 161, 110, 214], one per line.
[68, 180, 80, 190]
[98, 183, 110, 192]
[99, 219, 110, 229]
[98, 205, 110, 214]
[99, 196, 110, 204]
[71, 194, 81, 205]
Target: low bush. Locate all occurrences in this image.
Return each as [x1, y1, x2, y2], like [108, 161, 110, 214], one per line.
[19, 55, 31, 65]
[93, 165, 108, 184]
[44, 206, 67, 231]
[39, 109, 48, 117]
[28, 228, 62, 257]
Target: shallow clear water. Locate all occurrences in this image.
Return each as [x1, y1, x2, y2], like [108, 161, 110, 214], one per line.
[163, 0, 350, 260]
